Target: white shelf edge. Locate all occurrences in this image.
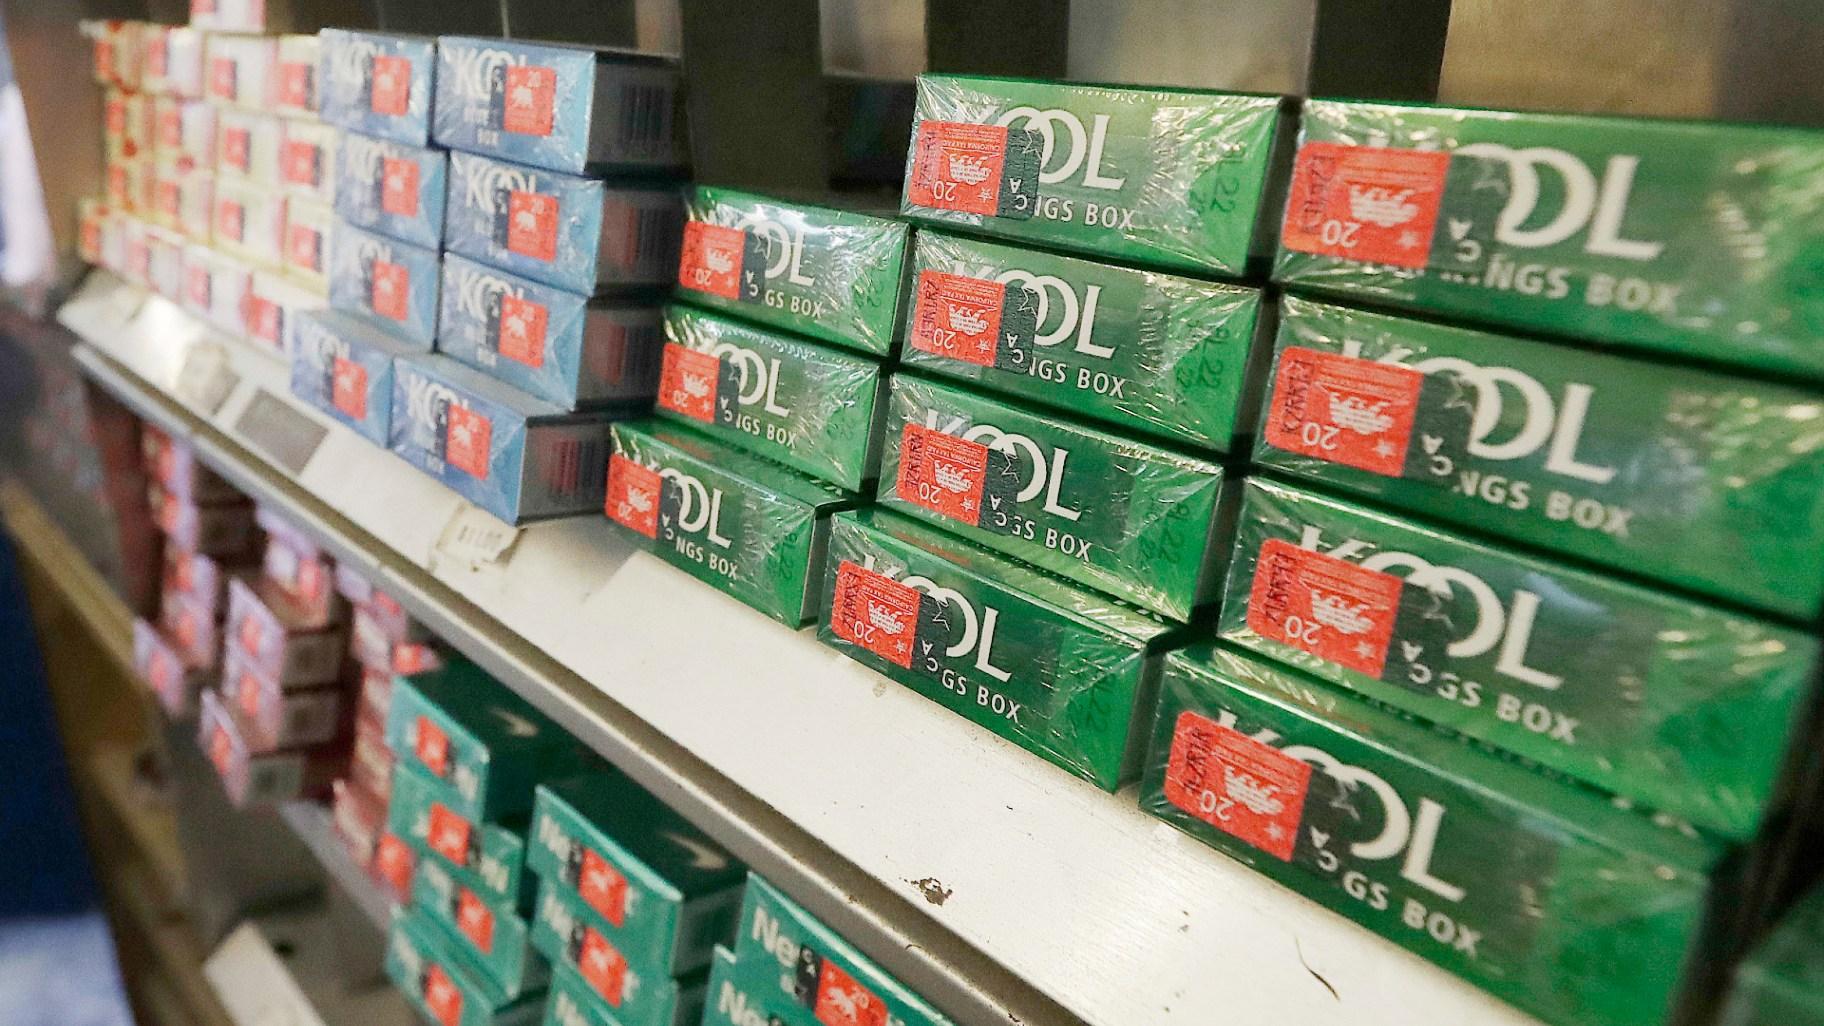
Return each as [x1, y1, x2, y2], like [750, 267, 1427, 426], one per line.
[61, 272, 1543, 1026]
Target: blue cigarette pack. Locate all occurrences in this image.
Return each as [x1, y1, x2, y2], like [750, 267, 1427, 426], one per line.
[444, 151, 682, 295]
[318, 30, 437, 147]
[334, 130, 448, 250]
[433, 36, 685, 176]
[328, 218, 441, 348]
[438, 254, 663, 410]
[290, 309, 418, 445]
[389, 354, 622, 523]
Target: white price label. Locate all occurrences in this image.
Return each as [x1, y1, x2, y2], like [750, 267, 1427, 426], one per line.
[432, 504, 522, 570]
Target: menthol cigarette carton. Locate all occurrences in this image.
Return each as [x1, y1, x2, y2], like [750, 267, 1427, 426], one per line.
[415, 853, 550, 999]
[203, 34, 276, 111]
[282, 196, 332, 291]
[698, 948, 784, 1026]
[1254, 296, 1824, 618]
[1274, 100, 1824, 378]
[389, 354, 623, 524]
[605, 420, 859, 627]
[1722, 878, 1824, 1026]
[319, 30, 437, 147]
[215, 109, 282, 186]
[274, 34, 320, 118]
[904, 231, 1267, 450]
[529, 879, 692, 1026]
[391, 761, 537, 910]
[290, 310, 414, 445]
[434, 37, 685, 176]
[656, 305, 884, 489]
[1219, 477, 1818, 839]
[732, 873, 954, 1026]
[279, 120, 336, 204]
[385, 659, 580, 823]
[334, 131, 446, 250]
[545, 961, 704, 1026]
[446, 152, 683, 296]
[819, 509, 1173, 789]
[901, 75, 1287, 277]
[675, 188, 909, 356]
[878, 374, 1226, 622]
[387, 909, 547, 1026]
[328, 219, 440, 348]
[439, 254, 664, 410]
[526, 772, 744, 978]
[1142, 643, 1723, 1026]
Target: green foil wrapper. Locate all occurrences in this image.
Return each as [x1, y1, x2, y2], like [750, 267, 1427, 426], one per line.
[878, 373, 1227, 622]
[605, 420, 858, 627]
[901, 75, 1287, 276]
[902, 231, 1267, 451]
[817, 509, 1172, 790]
[1274, 100, 1824, 378]
[656, 305, 885, 490]
[1141, 643, 1722, 1026]
[1218, 476, 1818, 839]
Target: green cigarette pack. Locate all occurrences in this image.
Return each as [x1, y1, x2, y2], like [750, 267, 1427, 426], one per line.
[414, 852, 549, 999]
[386, 908, 546, 1026]
[901, 75, 1287, 277]
[391, 761, 536, 910]
[675, 187, 909, 356]
[527, 772, 745, 977]
[605, 420, 859, 627]
[1219, 477, 1818, 839]
[1253, 296, 1824, 619]
[817, 509, 1174, 790]
[902, 231, 1268, 451]
[878, 374, 1227, 621]
[1140, 643, 1724, 1026]
[385, 659, 583, 822]
[656, 305, 885, 490]
[529, 878, 693, 1026]
[732, 873, 954, 1026]
[699, 946, 828, 1026]
[1722, 880, 1824, 1026]
[1274, 100, 1824, 378]
[543, 962, 705, 1026]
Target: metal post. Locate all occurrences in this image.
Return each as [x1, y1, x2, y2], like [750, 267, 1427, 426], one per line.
[925, 0, 1068, 77]
[1307, 0, 1452, 101]
[677, 0, 827, 190]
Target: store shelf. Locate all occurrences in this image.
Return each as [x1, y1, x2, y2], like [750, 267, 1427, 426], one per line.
[279, 801, 395, 934]
[62, 272, 1544, 1026]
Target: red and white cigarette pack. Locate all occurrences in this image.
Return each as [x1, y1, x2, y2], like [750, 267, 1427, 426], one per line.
[274, 34, 321, 118]
[142, 25, 204, 98]
[182, 243, 253, 335]
[225, 576, 346, 685]
[152, 489, 258, 557]
[221, 645, 348, 753]
[332, 777, 386, 868]
[135, 617, 214, 719]
[153, 98, 216, 173]
[215, 108, 284, 186]
[203, 33, 277, 110]
[198, 689, 343, 807]
[212, 176, 286, 269]
[280, 195, 331, 292]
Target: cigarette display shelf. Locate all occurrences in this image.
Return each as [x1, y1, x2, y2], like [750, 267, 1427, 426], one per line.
[59, 270, 1543, 1026]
